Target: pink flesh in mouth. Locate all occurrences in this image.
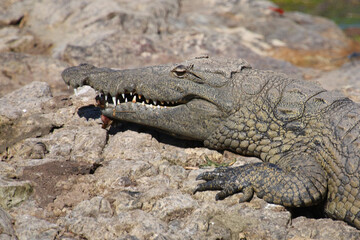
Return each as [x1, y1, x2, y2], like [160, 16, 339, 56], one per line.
[101, 114, 112, 129]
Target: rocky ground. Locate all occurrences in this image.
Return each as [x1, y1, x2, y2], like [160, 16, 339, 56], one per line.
[1, 0, 360, 239]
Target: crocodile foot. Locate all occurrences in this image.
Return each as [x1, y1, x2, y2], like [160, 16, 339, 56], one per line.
[194, 165, 255, 202]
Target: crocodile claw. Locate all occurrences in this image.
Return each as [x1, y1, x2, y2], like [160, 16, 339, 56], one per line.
[195, 170, 225, 181]
[194, 166, 254, 202]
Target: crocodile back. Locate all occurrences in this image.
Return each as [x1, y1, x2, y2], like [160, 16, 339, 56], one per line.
[320, 99, 360, 227]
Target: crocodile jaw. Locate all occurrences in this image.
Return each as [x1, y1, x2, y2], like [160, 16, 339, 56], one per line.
[100, 95, 224, 140]
[62, 63, 227, 140]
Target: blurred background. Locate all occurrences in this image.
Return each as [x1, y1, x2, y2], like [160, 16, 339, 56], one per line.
[273, 0, 360, 42]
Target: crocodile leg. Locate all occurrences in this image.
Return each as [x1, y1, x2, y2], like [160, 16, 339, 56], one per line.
[195, 153, 328, 207]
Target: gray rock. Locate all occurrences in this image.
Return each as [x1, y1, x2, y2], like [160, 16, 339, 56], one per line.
[0, 207, 16, 240]
[0, 81, 56, 153]
[0, 81, 52, 120]
[0, 52, 69, 98]
[111, 191, 143, 214]
[4, 139, 48, 160]
[289, 216, 360, 240]
[152, 194, 199, 222]
[14, 214, 59, 240]
[69, 196, 113, 218]
[103, 130, 162, 162]
[315, 62, 360, 102]
[0, 178, 33, 209]
[61, 197, 168, 239]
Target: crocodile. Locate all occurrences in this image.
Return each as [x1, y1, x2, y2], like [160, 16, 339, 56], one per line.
[62, 56, 360, 229]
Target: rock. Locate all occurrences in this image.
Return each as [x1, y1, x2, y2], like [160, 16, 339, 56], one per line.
[0, 52, 70, 98]
[71, 126, 108, 163]
[111, 210, 168, 239]
[103, 130, 161, 162]
[69, 196, 113, 218]
[0, 178, 33, 209]
[289, 216, 360, 240]
[315, 62, 360, 102]
[14, 214, 59, 240]
[0, 80, 52, 119]
[111, 191, 143, 214]
[60, 197, 170, 240]
[0, 27, 37, 54]
[0, 207, 16, 240]
[4, 139, 48, 160]
[0, 81, 57, 153]
[151, 193, 199, 222]
[0, 114, 55, 154]
[23, 0, 180, 58]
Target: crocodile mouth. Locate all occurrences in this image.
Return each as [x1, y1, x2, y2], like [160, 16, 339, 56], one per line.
[93, 90, 193, 128]
[95, 91, 188, 110]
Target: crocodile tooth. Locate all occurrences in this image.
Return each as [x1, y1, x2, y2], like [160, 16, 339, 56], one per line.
[105, 95, 108, 101]
[164, 106, 167, 108]
[105, 102, 108, 107]
[146, 99, 150, 104]
[74, 88, 78, 96]
[139, 95, 142, 99]
[125, 98, 128, 103]
[160, 101, 164, 105]
[122, 93, 125, 99]
[153, 100, 157, 105]
[117, 99, 120, 105]
[157, 105, 160, 109]
[132, 96, 136, 103]
[112, 97, 116, 105]
[171, 101, 174, 104]
[68, 85, 70, 89]
[166, 101, 170, 104]
[130, 92, 133, 96]
[142, 101, 145, 105]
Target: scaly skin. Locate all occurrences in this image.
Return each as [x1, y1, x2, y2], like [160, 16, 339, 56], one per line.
[62, 56, 360, 229]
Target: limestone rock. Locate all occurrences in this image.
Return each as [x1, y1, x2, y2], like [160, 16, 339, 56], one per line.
[151, 193, 199, 222]
[0, 81, 56, 153]
[0, 178, 33, 209]
[0, 207, 16, 240]
[289, 216, 360, 240]
[315, 62, 360, 102]
[14, 214, 59, 240]
[0, 52, 70, 98]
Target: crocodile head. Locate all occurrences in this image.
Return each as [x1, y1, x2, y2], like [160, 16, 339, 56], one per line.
[62, 56, 251, 140]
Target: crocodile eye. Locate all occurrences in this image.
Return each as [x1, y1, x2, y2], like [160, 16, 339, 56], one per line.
[171, 65, 187, 78]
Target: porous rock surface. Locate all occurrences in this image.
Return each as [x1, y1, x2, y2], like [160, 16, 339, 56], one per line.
[1, 0, 360, 239]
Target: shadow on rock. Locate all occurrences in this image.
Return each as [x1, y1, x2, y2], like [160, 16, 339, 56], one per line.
[76, 106, 203, 149]
[77, 105, 101, 120]
[108, 122, 204, 149]
[287, 202, 326, 220]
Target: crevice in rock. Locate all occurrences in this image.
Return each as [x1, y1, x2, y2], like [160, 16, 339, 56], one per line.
[49, 124, 63, 134]
[9, 15, 24, 26]
[89, 163, 102, 174]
